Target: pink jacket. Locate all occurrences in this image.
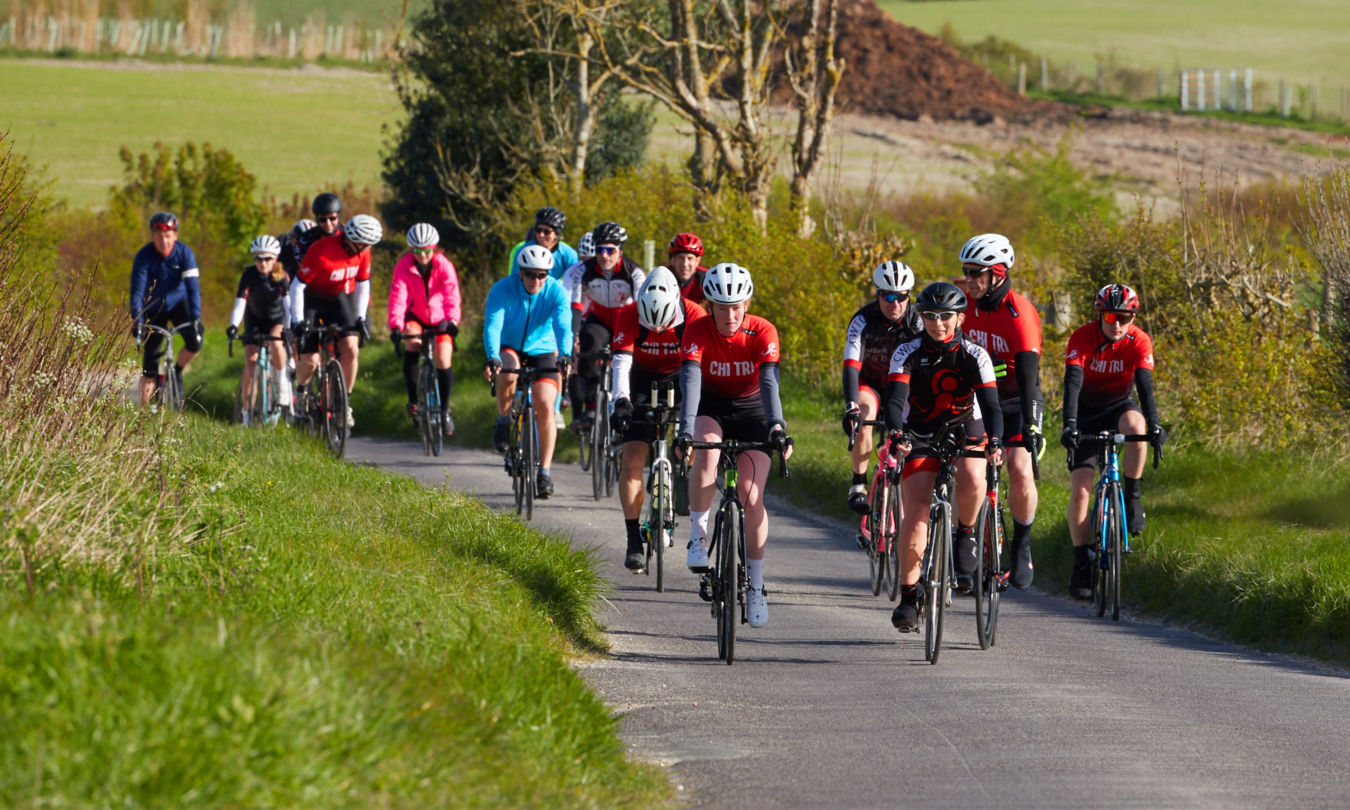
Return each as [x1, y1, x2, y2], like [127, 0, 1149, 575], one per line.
[387, 251, 462, 331]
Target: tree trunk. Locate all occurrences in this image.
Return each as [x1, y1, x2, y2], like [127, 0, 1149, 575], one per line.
[569, 29, 595, 195]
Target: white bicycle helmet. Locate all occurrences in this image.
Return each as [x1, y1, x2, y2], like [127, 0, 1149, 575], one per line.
[702, 262, 753, 305]
[577, 231, 596, 260]
[517, 243, 554, 273]
[407, 222, 439, 249]
[343, 214, 384, 247]
[636, 266, 681, 331]
[958, 233, 1015, 271]
[292, 218, 317, 235]
[872, 260, 915, 293]
[250, 234, 281, 257]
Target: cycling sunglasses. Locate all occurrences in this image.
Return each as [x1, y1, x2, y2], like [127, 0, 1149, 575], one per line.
[412, 247, 435, 255]
[878, 291, 908, 304]
[596, 245, 619, 255]
[1102, 311, 1135, 324]
[521, 270, 549, 281]
[920, 311, 957, 322]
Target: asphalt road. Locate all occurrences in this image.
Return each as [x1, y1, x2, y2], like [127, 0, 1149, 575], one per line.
[347, 435, 1350, 809]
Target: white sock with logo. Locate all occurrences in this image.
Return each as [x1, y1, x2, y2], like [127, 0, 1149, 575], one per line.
[689, 509, 709, 549]
[748, 558, 765, 591]
[278, 372, 292, 406]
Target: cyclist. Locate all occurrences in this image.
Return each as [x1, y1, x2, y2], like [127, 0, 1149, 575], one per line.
[389, 223, 462, 435]
[289, 192, 343, 269]
[568, 221, 645, 433]
[667, 232, 708, 305]
[610, 267, 708, 570]
[507, 206, 579, 281]
[883, 281, 1003, 632]
[226, 235, 292, 423]
[129, 211, 203, 405]
[958, 233, 1044, 589]
[677, 262, 792, 629]
[841, 260, 922, 514]
[278, 218, 316, 281]
[291, 213, 382, 429]
[1060, 283, 1166, 600]
[483, 244, 573, 498]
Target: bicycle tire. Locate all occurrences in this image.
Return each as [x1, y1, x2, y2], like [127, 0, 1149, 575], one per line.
[1093, 485, 1108, 618]
[523, 401, 536, 521]
[974, 499, 999, 650]
[1109, 482, 1124, 621]
[232, 380, 245, 425]
[323, 359, 348, 459]
[263, 353, 282, 426]
[885, 480, 902, 602]
[590, 404, 606, 501]
[510, 405, 525, 515]
[651, 463, 670, 593]
[924, 502, 949, 665]
[577, 419, 592, 472]
[866, 473, 885, 597]
[416, 362, 433, 456]
[718, 501, 738, 665]
[160, 357, 183, 411]
[250, 358, 267, 427]
[426, 362, 443, 457]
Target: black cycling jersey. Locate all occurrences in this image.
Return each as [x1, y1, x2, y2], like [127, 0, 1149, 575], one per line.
[884, 330, 1003, 439]
[235, 264, 291, 325]
[842, 300, 923, 402]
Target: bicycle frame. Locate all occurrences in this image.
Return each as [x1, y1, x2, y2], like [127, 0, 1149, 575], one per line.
[495, 365, 551, 521]
[297, 323, 349, 458]
[230, 333, 286, 426]
[640, 381, 679, 591]
[1080, 431, 1158, 620]
[851, 418, 901, 600]
[138, 322, 194, 411]
[577, 349, 618, 500]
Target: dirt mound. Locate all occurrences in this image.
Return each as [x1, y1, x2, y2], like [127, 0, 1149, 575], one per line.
[833, 0, 1061, 122]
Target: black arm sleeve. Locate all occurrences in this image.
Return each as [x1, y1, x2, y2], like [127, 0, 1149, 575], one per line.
[570, 308, 582, 339]
[977, 385, 1004, 441]
[884, 379, 909, 432]
[1014, 350, 1042, 425]
[678, 359, 702, 437]
[1134, 368, 1160, 427]
[1062, 365, 1084, 425]
[759, 362, 786, 432]
[842, 364, 860, 405]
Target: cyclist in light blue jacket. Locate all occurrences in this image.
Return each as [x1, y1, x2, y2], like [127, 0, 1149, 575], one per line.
[482, 244, 573, 498]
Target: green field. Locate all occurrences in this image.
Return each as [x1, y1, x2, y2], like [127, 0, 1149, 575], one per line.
[0, 60, 400, 210]
[880, 0, 1350, 86]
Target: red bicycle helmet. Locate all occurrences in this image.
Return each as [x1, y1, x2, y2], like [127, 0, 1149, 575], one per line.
[668, 232, 704, 257]
[1094, 283, 1140, 313]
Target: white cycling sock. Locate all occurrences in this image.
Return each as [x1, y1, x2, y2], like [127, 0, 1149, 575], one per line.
[278, 373, 292, 406]
[748, 558, 765, 591]
[689, 509, 709, 548]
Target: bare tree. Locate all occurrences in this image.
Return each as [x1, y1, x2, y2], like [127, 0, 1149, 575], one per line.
[783, 0, 844, 235]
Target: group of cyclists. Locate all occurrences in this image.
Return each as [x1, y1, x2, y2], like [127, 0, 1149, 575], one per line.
[129, 198, 1166, 634]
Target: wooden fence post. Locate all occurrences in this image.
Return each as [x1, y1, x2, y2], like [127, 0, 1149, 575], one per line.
[1095, 61, 1104, 94]
[1040, 56, 1048, 90]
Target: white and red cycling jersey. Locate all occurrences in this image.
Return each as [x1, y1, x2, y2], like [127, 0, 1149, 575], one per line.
[297, 234, 370, 300]
[680, 313, 780, 400]
[612, 298, 707, 377]
[569, 256, 646, 331]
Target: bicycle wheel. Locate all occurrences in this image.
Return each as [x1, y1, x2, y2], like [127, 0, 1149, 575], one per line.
[577, 416, 592, 471]
[885, 480, 902, 602]
[263, 356, 282, 425]
[160, 357, 183, 411]
[424, 362, 443, 457]
[974, 499, 1000, 650]
[866, 474, 885, 597]
[924, 503, 949, 665]
[509, 406, 525, 515]
[416, 362, 433, 456]
[250, 359, 267, 427]
[1092, 485, 1109, 618]
[717, 502, 739, 665]
[1109, 482, 1124, 621]
[590, 407, 606, 501]
[322, 359, 348, 459]
[232, 380, 245, 425]
[523, 403, 536, 521]
[650, 463, 671, 593]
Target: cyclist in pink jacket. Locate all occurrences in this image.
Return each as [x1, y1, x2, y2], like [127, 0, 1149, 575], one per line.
[388, 223, 463, 434]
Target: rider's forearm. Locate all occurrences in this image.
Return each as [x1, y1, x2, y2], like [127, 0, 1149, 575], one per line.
[842, 363, 861, 405]
[354, 280, 371, 320]
[1134, 368, 1160, 426]
[611, 352, 633, 401]
[1014, 350, 1041, 423]
[884, 379, 909, 431]
[976, 384, 1003, 440]
[1062, 364, 1084, 424]
[759, 362, 786, 432]
[678, 360, 702, 436]
[229, 297, 246, 329]
[290, 281, 307, 324]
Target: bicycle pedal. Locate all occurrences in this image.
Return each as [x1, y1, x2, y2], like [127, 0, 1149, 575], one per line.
[697, 576, 713, 603]
[855, 533, 868, 551]
[995, 572, 1010, 593]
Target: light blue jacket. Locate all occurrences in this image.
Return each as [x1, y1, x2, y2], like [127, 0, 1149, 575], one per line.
[483, 273, 572, 361]
[508, 240, 579, 281]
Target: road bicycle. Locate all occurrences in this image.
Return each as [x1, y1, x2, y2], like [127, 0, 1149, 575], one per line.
[849, 418, 901, 601]
[1078, 431, 1161, 620]
[576, 349, 618, 501]
[229, 332, 287, 427]
[137, 321, 195, 411]
[972, 457, 1007, 650]
[397, 335, 444, 457]
[679, 436, 791, 665]
[294, 323, 349, 459]
[638, 381, 679, 592]
[493, 365, 552, 521]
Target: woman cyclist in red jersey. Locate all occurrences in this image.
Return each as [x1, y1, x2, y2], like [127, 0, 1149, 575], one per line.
[388, 223, 463, 435]
[677, 262, 792, 629]
[667, 232, 708, 305]
[610, 267, 708, 570]
[226, 235, 292, 423]
[958, 233, 1044, 589]
[884, 281, 1004, 632]
[841, 260, 922, 514]
[1060, 283, 1167, 599]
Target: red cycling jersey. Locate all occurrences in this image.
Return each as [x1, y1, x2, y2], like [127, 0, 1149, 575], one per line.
[679, 269, 707, 305]
[680, 313, 780, 399]
[1065, 321, 1155, 410]
[612, 298, 707, 376]
[962, 289, 1042, 403]
[297, 234, 371, 299]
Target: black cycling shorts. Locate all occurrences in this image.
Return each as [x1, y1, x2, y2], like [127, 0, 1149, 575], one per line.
[1068, 399, 1141, 472]
[620, 371, 679, 445]
[999, 396, 1044, 444]
[501, 348, 560, 385]
[141, 301, 202, 376]
[299, 293, 358, 353]
[698, 393, 771, 444]
[242, 314, 286, 347]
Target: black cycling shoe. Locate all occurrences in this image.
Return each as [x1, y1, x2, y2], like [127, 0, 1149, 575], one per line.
[624, 541, 646, 572]
[952, 528, 977, 576]
[441, 409, 455, 436]
[954, 574, 974, 595]
[492, 418, 509, 453]
[847, 484, 869, 515]
[536, 471, 554, 499]
[1127, 495, 1145, 536]
[406, 402, 419, 427]
[1010, 532, 1034, 589]
[1069, 554, 1094, 600]
[891, 600, 920, 633]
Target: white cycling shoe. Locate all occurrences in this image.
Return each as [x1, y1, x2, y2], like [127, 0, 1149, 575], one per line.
[686, 540, 710, 572]
[747, 587, 769, 628]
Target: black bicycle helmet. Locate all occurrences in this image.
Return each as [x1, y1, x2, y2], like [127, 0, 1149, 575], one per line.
[915, 281, 968, 313]
[592, 221, 628, 246]
[149, 211, 178, 231]
[534, 206, 566, 232]
[311, 192, 343, 216]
